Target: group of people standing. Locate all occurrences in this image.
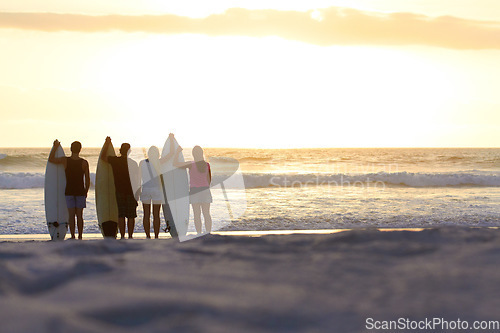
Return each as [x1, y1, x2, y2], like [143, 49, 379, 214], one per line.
[49, 134, 212, 240]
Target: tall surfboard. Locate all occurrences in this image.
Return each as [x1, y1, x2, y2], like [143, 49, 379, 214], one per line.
[44, 145, 68, 241]
[161, 137, 190, 240]
[96, 143, 119, 238]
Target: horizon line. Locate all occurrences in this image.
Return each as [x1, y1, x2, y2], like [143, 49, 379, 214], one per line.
[1, 146, 499, 150]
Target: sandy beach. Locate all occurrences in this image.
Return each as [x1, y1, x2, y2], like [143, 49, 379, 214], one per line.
[1, 227, 500, 332]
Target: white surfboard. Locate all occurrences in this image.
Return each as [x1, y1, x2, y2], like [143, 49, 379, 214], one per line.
[96, 143, 119, 238]
[208, 157, 247, 232]
[44, 145, 68, 241]
[161, 137, 190, 240]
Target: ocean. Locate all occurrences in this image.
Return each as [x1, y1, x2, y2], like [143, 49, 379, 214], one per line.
[0, 147, 499, 235]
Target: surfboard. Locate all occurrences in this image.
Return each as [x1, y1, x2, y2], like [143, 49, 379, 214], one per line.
[96, 143, 119, 238]
[44, 145, 68, 241]
[204, 157, 247, 233]
[161, 137, 190, 240]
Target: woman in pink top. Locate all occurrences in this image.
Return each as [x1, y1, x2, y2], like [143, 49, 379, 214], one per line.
[174, 145, 212, 234]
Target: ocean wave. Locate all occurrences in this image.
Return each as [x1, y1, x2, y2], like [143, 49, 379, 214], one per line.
[1, 171, 499, 190]
[235, 172, 500, 188]
[0, 172, 45, 189]
[437, 155, 464, 161]
[0, 172, 97, 189]
[211, 156, 273, 164]
[369, 171, 500, 187]
[0, 154, 47, 168]
[238, 157, 274, 163]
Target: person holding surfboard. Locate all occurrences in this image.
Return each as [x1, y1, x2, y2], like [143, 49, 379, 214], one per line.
[139, 135, 177, 239]
[174, 145, 212, 234]
[139, 146, 162, 239]
[100, 137, 140, 239]
[48, 140, 90, 240]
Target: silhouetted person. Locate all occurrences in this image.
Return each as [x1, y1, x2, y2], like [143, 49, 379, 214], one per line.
[49, 140, 90, 240]
[139, 146, 163, 239]
[100, 137, 139, 239]
[139, 135, 177, 238]
[174, 145, 212, 234]
[139, 133, 179, 238]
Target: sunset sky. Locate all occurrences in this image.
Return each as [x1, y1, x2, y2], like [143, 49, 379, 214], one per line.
[1, 0, 499, 148]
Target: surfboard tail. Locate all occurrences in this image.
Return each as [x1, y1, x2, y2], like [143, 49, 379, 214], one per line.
[162, 203, 179, 239]
[47, 222, 68, 241]
[101, 221, 118, 238]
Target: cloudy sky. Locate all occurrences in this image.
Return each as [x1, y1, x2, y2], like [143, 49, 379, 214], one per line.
[1, 0, 499, 148]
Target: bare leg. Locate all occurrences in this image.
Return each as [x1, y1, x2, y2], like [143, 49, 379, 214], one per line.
[143, 203, 151, 238]
[152, 204, 161, 238]
[128, 218, 135, 239]
[201, 203, 212, 233]
[192, 204, 202, 234]
[118, 217, 126, 239]
[68, 207, 76, 239]
[76, 208, 84, 240]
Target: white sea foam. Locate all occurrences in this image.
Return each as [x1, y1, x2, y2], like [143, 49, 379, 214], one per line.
[371, 171, 500, 187]
[1, 171, 499, 190]
[0, 173, 45, 189]
[235, 172, 500, 189]
[0, 172, 97, 189]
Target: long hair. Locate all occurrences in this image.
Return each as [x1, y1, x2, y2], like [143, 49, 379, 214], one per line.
[192, 146, 207, 173]
[147, 146, 161, 175]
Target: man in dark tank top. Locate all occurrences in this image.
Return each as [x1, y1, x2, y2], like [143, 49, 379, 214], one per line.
[100, 137, 139, 239]
[49, 140, 90, 239]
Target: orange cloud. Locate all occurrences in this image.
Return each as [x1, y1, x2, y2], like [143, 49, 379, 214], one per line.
[1, 7, 499, 49]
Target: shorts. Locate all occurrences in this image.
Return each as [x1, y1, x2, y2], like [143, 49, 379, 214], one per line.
[116, 192, 138, 218]
[65, 195, 86, 209]
[140, 188, 164, 205]
[189, 187, 213, 204]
